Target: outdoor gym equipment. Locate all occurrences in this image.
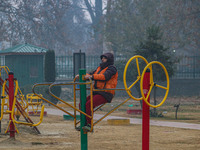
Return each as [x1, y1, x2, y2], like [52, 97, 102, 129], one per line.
[123, 55, 169, 104]
[33, 76, 127, 132]
[0, 67, 42, 138]
[26, 93, 43, 115]
[123, 55, 149, 101]
[123, 55, 169, 150]
[32, 78, 94, 130]
[11, 80, 44, 127]
[32, 55, 169, 150]
[140, 61, 169, 108]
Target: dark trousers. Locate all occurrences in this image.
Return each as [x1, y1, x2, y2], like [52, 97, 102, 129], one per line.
[80, 94, 107, 125]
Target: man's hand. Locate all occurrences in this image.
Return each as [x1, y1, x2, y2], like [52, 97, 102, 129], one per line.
[75, 75, 79, 80]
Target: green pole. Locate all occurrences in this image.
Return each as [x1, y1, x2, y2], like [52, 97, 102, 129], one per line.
[79, 69, 88, 150]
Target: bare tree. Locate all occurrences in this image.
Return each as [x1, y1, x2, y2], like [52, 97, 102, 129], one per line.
[104, 0, 200, 57]
[0, 1, 78, 54]
[84, 0, 104, 54]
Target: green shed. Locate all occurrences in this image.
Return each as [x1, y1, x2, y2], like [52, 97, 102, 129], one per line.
[0, 43, 48, 86]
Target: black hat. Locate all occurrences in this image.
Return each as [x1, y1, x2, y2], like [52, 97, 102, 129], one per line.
[100, 53, 114, 65]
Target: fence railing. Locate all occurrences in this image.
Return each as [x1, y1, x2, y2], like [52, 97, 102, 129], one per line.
[55, 55, 200, 80]
[56, 55, 101, 80]
[56, 56, 73, 79]
[172, 56, 200, 79]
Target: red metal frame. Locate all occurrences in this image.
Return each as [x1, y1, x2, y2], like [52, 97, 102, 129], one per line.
[142, 70, 150, 150]
[8, 72, 15, 138]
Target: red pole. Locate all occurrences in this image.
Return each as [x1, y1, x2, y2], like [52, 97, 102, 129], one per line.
[8, 72, 15, 138]
[142, 69, 150, 150]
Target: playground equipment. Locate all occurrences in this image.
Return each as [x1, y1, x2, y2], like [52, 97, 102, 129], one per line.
[32, 55, 169, 150]
[26, 93, 44, 115]
[0, 67, 45, 138]
[11, 79, 44, 127]
[125, 56, 169, 150]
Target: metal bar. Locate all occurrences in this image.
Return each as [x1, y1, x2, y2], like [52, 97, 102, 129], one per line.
[142, 70, 150, 150]
[2, 78, 40, 133]
[8, 72, 15, 138]
[49, 83, 92, 118]
[90, 79, 94, 132]
[93, 88, 126, 91]
[11, 80, 45, 127]
[94, 98, 131, 126]
[79, 69, 88, 150]
[0, 80, 7, 121]
[0, 79, 1, 133]
[32, 83, 75, 118]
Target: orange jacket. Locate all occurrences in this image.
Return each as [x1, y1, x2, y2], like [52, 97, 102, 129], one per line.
[92, 66, 118, 95]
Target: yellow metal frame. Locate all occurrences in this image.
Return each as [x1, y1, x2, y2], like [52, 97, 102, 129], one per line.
[0, 66, 10, 75]
[123, 55, 149, 101]
[5, 120, 19, 134]
[35, 78, 134, 132]
[26, 93, 43, 115]
[11, 80, 45, 126]
[31, 55, 170, 132]
[0, 81, 29, 121]
[49, 81, 94, 130]
[0, 66, 44, 135]
[140, 61, 170, 108]
[0, 66, 10, 119]
[2, 95, 9, 113]
[0, 80, 7, 121]
[49, 80, 92, 118]
[16, 88, 29, 110]
[0, 66, 29, 118]
[32, 80, 95, 132]
[123, 56, 170, 108]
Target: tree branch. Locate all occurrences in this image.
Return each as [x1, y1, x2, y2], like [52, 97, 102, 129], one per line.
[84, 0, 95, 22]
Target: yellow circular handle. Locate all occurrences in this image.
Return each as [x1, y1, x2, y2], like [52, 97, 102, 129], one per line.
[123, 55, 148, 101]
[140, 61, 170, 108]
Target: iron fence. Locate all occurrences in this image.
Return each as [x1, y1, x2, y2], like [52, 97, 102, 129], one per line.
[56, 56, 73, 79]
[56, 55, 101, 80]
[56, 55, 200, 80]
[172, 56, 200, 79]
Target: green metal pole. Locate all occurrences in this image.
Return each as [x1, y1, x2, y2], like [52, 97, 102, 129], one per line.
[79, 69, 88, 150]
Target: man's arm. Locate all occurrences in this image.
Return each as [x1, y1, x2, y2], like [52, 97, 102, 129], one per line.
[92, 66, 117, 81]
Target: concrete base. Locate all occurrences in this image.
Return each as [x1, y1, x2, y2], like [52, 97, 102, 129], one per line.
[107, 119, 130, 125]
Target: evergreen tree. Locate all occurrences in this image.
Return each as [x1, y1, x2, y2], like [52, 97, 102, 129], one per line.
[134, 25, 176, 115]
[45, 50, 56, 82]
[44, 50, 61, 104]
[135, 25, 175, 81]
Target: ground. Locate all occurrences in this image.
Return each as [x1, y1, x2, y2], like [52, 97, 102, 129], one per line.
[0, 96, 199, 150]
[0, 113, 200, 150]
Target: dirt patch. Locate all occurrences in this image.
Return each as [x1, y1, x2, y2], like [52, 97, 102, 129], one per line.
[0, 114, 199, 150]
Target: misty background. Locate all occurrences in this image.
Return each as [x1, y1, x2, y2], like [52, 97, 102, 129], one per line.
[0, 0, 199, 56]
[0, 0, 199, 121]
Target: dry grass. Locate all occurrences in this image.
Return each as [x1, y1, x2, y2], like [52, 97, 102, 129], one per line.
[95, 96, 200, 123]
[0, 96, 199, 149]
[0, 115, 199, 150]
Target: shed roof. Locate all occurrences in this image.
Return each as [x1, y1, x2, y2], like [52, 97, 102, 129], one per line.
[0, 43, 48, 55]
